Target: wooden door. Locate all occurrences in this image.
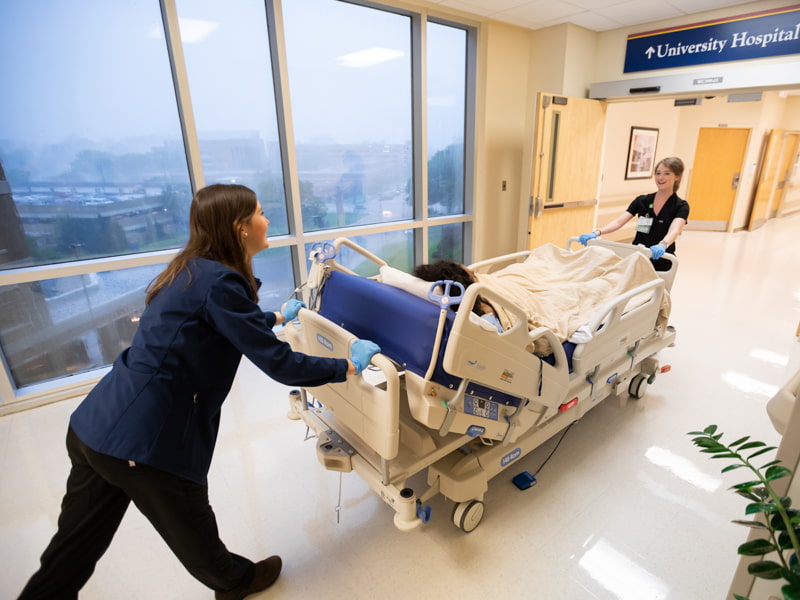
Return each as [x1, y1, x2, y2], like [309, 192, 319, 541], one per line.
[775, 133, 800, 218]
[687, 127, 750, 230]
[528, 93, 606, 249]
[748, 130, 800, 230]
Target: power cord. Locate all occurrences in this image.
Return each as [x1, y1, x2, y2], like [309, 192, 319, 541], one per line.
[512, 420, 577, 490]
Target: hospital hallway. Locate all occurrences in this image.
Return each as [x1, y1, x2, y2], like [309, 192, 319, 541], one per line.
[1, 213, 799, 600]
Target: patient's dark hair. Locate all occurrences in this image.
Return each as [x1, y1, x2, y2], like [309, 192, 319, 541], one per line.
[413, 260, 482, 315]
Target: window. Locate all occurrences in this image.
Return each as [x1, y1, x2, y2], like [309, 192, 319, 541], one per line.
[0, 0, 191, 394]
[0, 265, 161, 388]
[283, 0, 413, 232]
[176, 0, 290, 235]
[0, 0, 192, 269]
[427, 22, 467, 219]
[305, 230, 414, 277]
[0, 0, 475, 410]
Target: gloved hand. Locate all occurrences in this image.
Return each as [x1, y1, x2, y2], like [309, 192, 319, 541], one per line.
[578, 232, 598, 246]
[282, 298, 306, 322]
[349, 339, 381, 375]
[649, 244, 666, 261]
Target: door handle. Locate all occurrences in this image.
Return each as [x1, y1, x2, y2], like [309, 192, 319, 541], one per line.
[731, 172, 740, 189]
[529, 196, 544, 217]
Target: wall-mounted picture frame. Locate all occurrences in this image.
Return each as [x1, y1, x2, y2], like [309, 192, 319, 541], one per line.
[625, 126, 659, 179]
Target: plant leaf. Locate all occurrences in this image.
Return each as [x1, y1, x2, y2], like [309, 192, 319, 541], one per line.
[778, 530, 800, 550]
[771, 510, 799, 532]
[766, 466, 794, 482]
[782, 582, 800, 600]
[739, 538, 777, 556]
[703, 425, 718, 435]
[747, 560, 784, 579]
[694, 438, 726, 450]
[760, 460, 782, 470]
[730, 436, 751, 447]
[738, 441, 767, 451]
[735, 490, 764, 502]
[748, 446, 777, 459]
[722, 464, 746, 473]
[732, 482, 767, 491]
[746, 502, 779, 515]
[732, 519, 768, 529]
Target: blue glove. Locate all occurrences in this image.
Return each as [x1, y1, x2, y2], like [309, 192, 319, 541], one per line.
[349, 339, 381, 375]
[282, 298, 306, 322]
[649, 244, 666, 261]
[578, 232, 598, 246]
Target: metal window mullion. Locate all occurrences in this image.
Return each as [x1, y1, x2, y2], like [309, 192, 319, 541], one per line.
[0, 250, 177, 286]
[463, 23, 478, 262]
[268, 0, 307, 289]
[160, 0, 205, 193]
[413, 11, 427, 264]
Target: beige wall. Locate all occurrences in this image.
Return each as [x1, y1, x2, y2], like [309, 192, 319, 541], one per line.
[475, 20, 534, 261]
[596, 99, 679, 240]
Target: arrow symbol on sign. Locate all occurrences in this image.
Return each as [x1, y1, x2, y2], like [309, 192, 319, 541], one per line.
[645, 46, 655, 59]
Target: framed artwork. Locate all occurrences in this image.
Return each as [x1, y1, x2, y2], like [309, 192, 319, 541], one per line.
[625, 126, 659, 179]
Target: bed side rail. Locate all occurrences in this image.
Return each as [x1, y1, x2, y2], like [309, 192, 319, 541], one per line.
[288, 308, 401, 461]
[570, 277, 665, 374]
[441, 283, 571, 408]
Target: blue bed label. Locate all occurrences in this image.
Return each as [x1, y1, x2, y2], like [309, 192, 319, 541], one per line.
[464, 394, 499, 420]
[501, 448, 522, 467]
[467, 425, 486, 437]
[316, 333, 334, 352]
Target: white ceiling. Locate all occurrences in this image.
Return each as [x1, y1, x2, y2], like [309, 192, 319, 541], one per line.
[426, 0, 757, 32]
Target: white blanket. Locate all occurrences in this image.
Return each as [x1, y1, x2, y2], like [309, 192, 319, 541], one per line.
[475, 244, 671, 354]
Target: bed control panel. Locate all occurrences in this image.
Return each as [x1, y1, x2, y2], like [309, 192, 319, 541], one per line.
[464, 393, 499, 420]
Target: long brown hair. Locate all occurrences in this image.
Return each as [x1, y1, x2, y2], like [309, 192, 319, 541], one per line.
[146, 184, 259, 304]
[657, 157, 685, 192]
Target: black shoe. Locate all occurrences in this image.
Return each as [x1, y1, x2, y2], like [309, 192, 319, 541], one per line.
[215, 556, 282, 600]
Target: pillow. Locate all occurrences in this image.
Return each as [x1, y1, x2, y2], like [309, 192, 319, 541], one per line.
[379, 265, 438, 300]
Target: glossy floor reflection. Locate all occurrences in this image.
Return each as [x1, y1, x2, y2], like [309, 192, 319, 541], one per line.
[2, 214, 799, 600]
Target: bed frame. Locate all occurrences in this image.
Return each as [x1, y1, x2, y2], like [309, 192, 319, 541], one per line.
[283, 238, 677, 531]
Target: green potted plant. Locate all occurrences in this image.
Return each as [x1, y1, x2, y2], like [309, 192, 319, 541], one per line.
[689, 425, 800, 600]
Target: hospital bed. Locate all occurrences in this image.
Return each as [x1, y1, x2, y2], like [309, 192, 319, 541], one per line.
[283, 237, 677, 532]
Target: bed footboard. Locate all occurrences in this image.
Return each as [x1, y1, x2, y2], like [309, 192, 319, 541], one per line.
[285, 310, 401, 461]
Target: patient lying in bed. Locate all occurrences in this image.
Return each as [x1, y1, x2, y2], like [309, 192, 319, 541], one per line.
[390, 243, 671, 354]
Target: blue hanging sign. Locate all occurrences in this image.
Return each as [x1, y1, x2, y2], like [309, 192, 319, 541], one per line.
[624, 4, 800, 73]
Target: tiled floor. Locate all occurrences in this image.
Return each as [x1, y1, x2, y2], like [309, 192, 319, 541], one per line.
[2, 214, 799, 600]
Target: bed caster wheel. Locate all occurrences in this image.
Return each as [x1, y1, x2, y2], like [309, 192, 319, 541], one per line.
[629, 373, 648, 399]
[452, 500, 485, 533]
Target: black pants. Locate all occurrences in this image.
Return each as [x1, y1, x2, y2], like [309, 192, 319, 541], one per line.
[17, 427, 253, 599]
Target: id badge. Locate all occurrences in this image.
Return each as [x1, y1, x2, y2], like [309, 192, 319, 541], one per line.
[636, 216, 653, 233]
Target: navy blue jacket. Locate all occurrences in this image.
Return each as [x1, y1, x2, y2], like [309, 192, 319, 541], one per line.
[70, 258, 348, 484]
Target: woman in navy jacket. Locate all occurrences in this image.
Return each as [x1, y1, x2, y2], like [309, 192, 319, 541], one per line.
[18, 184, 380, 600]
